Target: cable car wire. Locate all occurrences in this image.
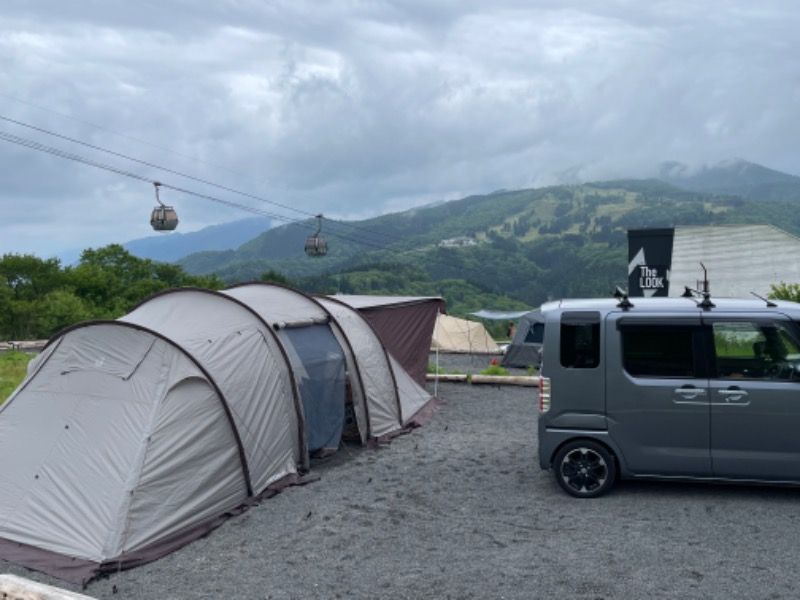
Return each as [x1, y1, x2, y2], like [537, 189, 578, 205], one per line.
[0, 114, 409, 247]
[0, 129, 395, 252]
[0, 92, 245, 178]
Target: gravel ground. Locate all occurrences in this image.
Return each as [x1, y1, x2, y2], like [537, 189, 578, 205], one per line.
[3, 352, 800, 599]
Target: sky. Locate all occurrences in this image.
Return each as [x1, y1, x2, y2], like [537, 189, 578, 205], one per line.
[2, 1, 799, 260]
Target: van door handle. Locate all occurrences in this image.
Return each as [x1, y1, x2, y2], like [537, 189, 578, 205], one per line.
[718, 388, 749, 403]
[674, 386, 706, 400]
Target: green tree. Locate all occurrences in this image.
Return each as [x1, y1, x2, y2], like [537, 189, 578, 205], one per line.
[0, 284, 14, 338]
[0, 254, 65, 338]
[67, 244, 223, 316]
[0, 253, 63, 300]
[0, 244, 225, 339]
[63, 263, 125, 316]
[769, 282, 800, 302]
[2, 299, 39, 340]
[37, 290, 95, 337]
[259, 270, 292, 286]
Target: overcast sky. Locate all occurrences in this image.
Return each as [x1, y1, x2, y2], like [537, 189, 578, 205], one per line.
[2, 1, 799, 260]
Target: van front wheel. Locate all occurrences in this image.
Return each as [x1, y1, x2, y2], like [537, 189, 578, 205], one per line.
[553, 440, 616, 498]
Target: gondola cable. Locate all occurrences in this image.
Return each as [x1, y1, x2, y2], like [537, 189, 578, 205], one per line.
[0, 129, 393, 252]
[0, 114, 407, 247]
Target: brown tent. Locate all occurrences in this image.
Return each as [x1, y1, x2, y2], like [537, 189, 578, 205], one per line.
[327, 295, 445, 385]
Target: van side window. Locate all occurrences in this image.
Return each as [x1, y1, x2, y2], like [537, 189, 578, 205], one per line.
[621, 325, 695, 377]
[560, 312, 600, 369]
[712, 321, 800, 380]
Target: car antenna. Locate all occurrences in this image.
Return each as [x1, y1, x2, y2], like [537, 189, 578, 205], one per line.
[697, 263, 715, 309]
[613, 286, 634, 310]
[681, 263, 715, 310]
[750, 291, 777, 307]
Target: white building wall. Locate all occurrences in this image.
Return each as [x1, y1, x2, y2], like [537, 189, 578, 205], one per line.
[669, 225, 800, 298]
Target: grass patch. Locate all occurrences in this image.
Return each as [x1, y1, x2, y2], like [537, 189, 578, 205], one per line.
[427, 362, 464, 375]
[0, 351, 35, 404]
[478, 364, 510, 376]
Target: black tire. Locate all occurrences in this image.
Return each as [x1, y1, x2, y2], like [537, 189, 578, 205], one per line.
[553, 440, 616, 498]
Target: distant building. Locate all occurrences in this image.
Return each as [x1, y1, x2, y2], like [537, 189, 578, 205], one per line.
[438, 236, 477, 248]
[628, 225, 800, 298]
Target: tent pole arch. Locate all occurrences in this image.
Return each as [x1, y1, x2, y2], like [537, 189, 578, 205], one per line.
[227, 281, 378, 440]
[0, 336, 66, 412]
[126, 287, 310, 469]
[37, 319, 256, 496]
[318, 294, 405, 431]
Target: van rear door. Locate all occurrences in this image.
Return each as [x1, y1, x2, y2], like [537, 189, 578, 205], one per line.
[605, 314, 712, 477]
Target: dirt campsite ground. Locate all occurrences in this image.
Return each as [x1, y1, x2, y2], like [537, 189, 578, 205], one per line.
[3, 352, 800, 599]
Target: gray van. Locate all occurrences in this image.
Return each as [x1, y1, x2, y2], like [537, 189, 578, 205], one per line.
[537, 294, 800, 497]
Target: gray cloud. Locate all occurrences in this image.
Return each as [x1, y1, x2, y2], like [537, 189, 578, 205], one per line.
[1, 0, 799, 258]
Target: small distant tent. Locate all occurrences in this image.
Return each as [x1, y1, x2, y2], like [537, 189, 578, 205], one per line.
[0, 285, 441, 585]
[431, 314, 499, 354]
[500, 309, 546, 368]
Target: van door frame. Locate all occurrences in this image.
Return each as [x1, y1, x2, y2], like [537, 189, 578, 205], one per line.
[605, 313, 712, 477]
[703, 312, 800, 481]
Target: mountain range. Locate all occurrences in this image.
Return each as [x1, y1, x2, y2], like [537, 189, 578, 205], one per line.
[124, 159, 796, 263]
[658, 158, 800, 201]
[123, 216, 273, 262]
[57, 216, 273, 266]
[105, 158, 800, 308]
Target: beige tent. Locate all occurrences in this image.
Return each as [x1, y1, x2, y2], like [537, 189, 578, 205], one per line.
[0, 284, 440, 585]
[431, 314, 499, 354]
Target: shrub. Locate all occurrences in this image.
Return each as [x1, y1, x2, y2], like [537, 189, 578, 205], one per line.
[479, 364, 509, 376]
[0, 351, 35, 404]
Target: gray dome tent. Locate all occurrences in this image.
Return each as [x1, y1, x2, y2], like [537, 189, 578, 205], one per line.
[500, 309, 546, 369]
[0, 284, 441, 585]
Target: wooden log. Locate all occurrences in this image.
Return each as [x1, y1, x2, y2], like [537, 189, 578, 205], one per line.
[0, 340, 46, 352]
[425, 373, 469, 382]
[0, 574, 98, 599]
[469, 374, 538, 387]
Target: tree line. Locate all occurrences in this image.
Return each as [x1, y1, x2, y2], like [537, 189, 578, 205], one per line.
[0, 245, 530, 342]
[0, 245, 223, 340]
[5, 240, 800, 344]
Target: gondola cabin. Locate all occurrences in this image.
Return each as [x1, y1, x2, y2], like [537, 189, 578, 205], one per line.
[305, 214, 328, 257]
[150, 182, 179, 231]
[304, 234, 328, 257]
[150, 205, 179, 231]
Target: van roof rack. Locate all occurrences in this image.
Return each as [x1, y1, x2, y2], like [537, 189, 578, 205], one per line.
[613, 286, 634, 310]
[681, 286, 715, 310]
[680, 262, 715, 310]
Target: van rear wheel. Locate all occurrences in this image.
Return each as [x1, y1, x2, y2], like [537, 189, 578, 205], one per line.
[553, 440, 616, 498]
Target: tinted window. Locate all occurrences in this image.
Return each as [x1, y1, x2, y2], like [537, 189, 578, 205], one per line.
[621, 325, 696, 377]
[712, 320, 800, 380]
[560, 312, 600, 368]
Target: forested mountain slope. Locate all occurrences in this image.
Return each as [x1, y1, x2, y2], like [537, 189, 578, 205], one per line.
[179, 178, 800, 308]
